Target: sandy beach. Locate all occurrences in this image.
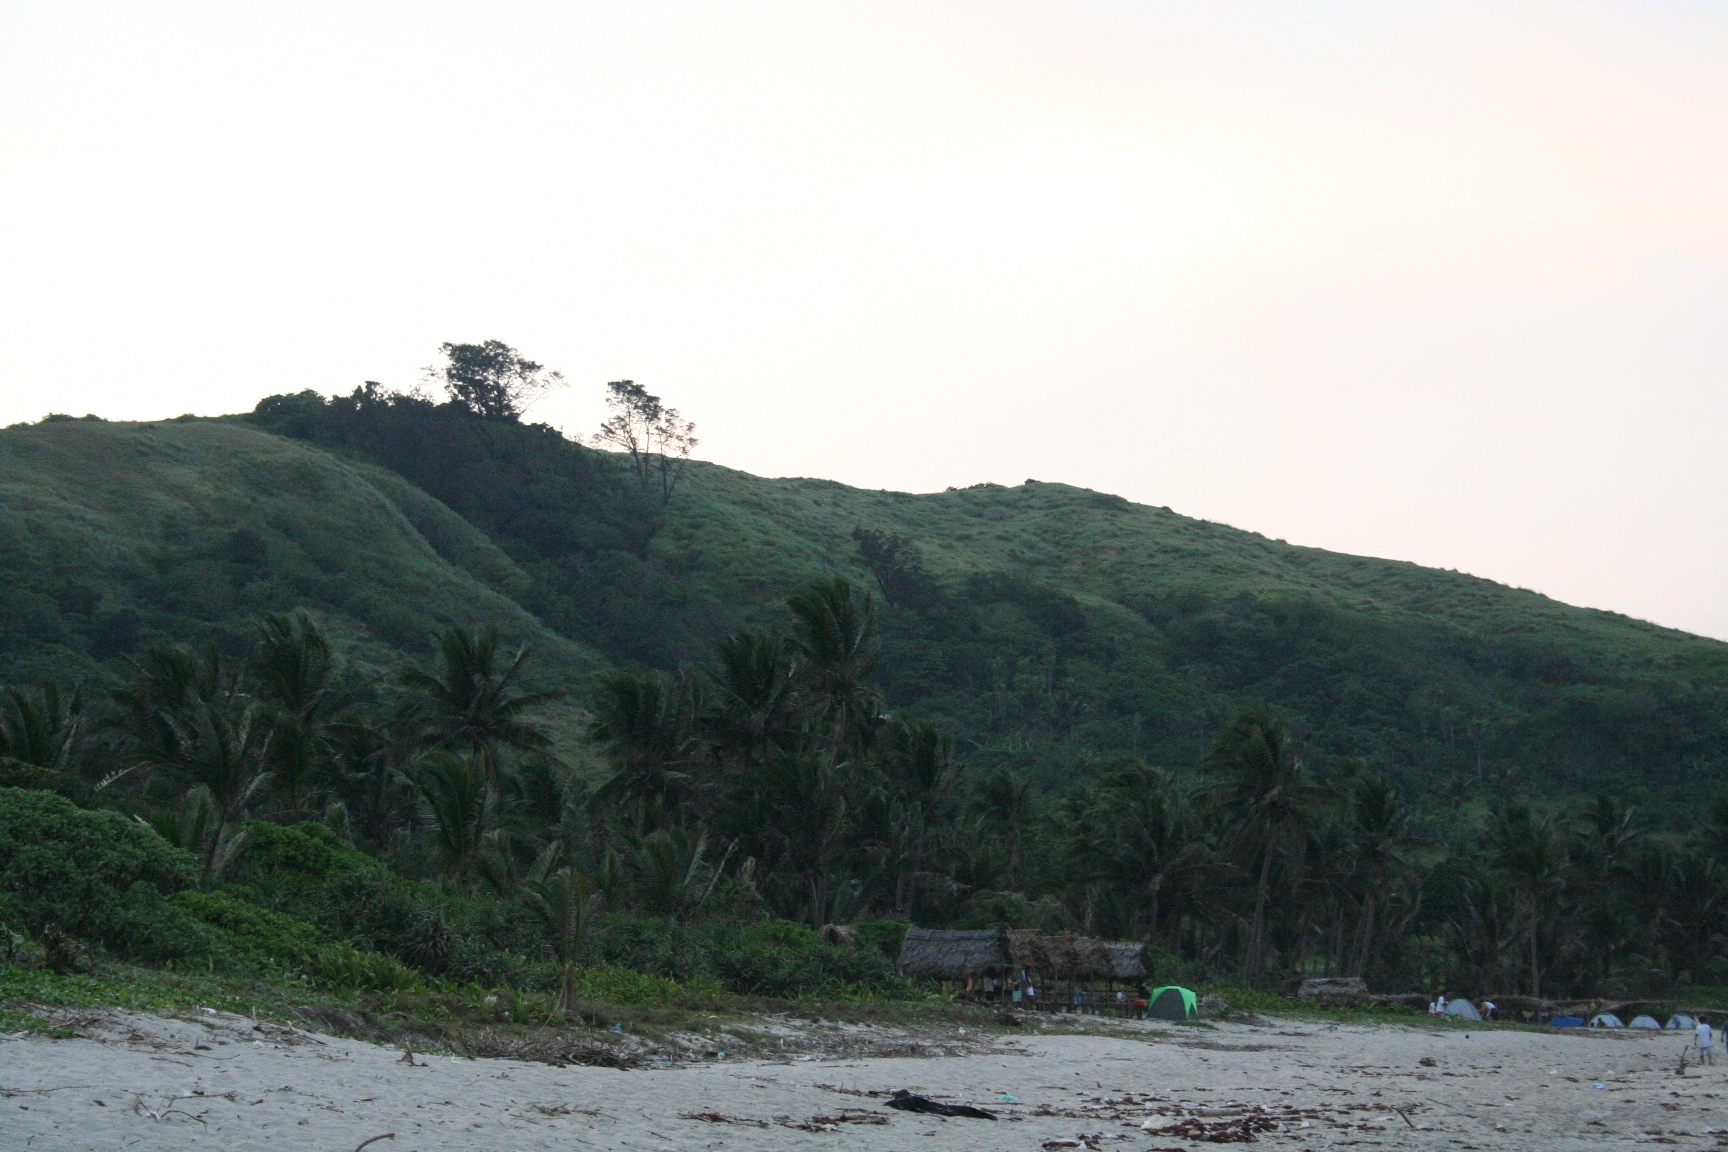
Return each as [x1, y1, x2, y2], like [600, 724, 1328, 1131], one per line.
[3, 1007, 1723, 1150]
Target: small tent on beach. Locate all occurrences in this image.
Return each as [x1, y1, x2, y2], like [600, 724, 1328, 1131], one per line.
[1444, 999, 1482, 1021]
[1147, 986, 1198, 1021]
[1549, 1016, 1584, 1028]
[1668, 1014, 1698, 1031]
[1630, 1015, 1661, 1029]
[1589, 1013, 1624, 1028]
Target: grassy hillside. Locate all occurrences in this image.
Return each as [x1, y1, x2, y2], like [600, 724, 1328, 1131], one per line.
[5, 410, 1726, 816]
[0, 418, 601, 688]
[657, 464, 1728, 812]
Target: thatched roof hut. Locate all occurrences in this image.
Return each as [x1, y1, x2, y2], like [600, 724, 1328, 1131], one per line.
[898, 928, 1008, 979]
[899, 928, 1147, 983]
[1101, 941, 1148, 980]
[1005, 932, 1146, 980]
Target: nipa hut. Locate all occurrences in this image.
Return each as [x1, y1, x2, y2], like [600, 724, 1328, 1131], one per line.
[897, 928, 1008, 981]
[897, 928, 1146, 1016]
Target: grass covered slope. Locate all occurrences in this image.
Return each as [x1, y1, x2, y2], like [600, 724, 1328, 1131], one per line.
[0, 418, 600, 686]
[663, 464, 1728, 810]
[673, 465, 1699, 656]
[5, 412, 1727, 814]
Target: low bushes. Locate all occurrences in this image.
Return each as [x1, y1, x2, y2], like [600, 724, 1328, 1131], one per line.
[702, 920, 905, 997]
[226, 821, 374, 896]
[171, 889, 422, 992]
[567, 965, 724, 1006]
[0, 792, 908, 1005]
[0, 787, 215, 962]
[589, 916, 908, 998]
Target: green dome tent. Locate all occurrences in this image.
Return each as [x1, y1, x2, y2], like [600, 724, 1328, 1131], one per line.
[1147, 986, 1198, 1021]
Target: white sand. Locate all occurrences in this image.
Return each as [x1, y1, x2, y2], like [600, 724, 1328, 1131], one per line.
[2, 1007, 1721, 1149]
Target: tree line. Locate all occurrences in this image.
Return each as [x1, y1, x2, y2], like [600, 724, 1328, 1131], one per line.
[3, 568, 1725, 1004]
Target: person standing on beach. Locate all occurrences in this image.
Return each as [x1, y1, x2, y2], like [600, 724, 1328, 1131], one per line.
[1697, 1019, 1715, 1065]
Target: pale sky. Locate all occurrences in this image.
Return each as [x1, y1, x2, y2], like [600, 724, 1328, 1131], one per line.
[3, 3, 1726, 637]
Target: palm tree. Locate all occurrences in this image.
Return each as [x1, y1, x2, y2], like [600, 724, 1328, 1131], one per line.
[1342, 770, 1414, 978]
[786, 577, 882, 756]
[704, 629, 799, 766]
[326, 715, 415, 853]
[876, 719, 957, 916]
[140, 784, 251, 880]
[415, 751, 494, 879]
[633, 828, 710, 919]
[132, 700, 275, 877]
[588, 668, 692, 827]
[1092, 761, 1208, 944]
[1489, 803, 1566, 998]
[111, 643, 238, 767]
[0, 681, 85, 772]
[1201, 706, 1315, 985]
[522, 861, 600, 1014]
[752, 748, 854, 925]
[251, 612, 340, 716]
[972, 768, 1035, 886]
[398, 625, 564, 778]
[250, 612, 346, 819]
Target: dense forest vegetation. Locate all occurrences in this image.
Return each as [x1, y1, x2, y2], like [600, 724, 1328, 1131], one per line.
[3, 341, 1728, 1005]
[5, 583, 1728, 1003]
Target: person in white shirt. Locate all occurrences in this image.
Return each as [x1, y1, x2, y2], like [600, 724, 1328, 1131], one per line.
[1698, 1020, 1715, 1065]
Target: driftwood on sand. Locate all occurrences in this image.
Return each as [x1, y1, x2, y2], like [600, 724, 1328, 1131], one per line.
[886, 1089, 996, 1119]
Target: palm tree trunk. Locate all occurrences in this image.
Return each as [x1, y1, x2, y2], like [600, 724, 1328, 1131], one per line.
[1529, 905, 1541, 1000]
[1351, 897, 1377, 979]
[558, 960, 577, 1015]
[1148, 876, 1162, 945]
[1248, 846, 1273, 985]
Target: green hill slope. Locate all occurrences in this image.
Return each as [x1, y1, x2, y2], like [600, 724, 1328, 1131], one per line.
[4, 411, 1725, 816]
[654, 465, 1728, 811]
[0, 418, 601, 686]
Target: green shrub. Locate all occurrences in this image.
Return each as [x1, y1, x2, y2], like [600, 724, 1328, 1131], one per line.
[114, 883, 225, 963]
[305, 940, 423, 992]
[226, 821, 374, 896]
[567, 964, 724, 1006]
[0, 787, 212, 961]
[587, 916, 705, 981]
[315, 869, 458, 973]
[1142, 944, 1192, 986]
[851, 920, 911, 960]
[0, 758, 77, 799]
[171, 890, 326, 959]
[218, 825, 473, 979]
[702, 920, 906, 997]
[583, 915, 907, 997]
[172, 888, 422, 992]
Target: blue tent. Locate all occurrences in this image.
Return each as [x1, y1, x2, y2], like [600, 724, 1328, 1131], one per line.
[1589, 1013, 1624, 1028]
[1630, 1015, 1661, 1029]
[1668, 1014, 1698, 1031]
[1549, 1015, 1585, 1028]
[1444, 999, 1483, 1021]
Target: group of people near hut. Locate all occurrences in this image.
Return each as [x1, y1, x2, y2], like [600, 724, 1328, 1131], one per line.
[965, 971, 1157, 1011]
[900, 928, 1198, 1020]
